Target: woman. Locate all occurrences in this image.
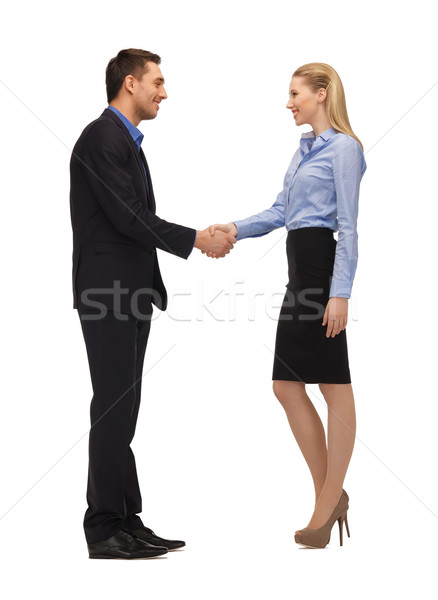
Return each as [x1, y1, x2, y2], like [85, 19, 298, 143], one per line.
[206, 63, 367, 549]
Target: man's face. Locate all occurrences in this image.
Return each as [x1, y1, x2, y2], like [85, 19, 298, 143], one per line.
[132, 62, 168, 121]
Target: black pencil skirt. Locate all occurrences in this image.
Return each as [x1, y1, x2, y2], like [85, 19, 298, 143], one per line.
[272, 227, 351, 384]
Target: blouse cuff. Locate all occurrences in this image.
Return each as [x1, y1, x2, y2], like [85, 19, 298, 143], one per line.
[329, 278, 352, 299]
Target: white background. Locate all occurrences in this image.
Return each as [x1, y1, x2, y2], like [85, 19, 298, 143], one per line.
[1, 0, 437, 597]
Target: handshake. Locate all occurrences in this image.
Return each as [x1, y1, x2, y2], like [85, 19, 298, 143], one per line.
[194, 222, 238, 259]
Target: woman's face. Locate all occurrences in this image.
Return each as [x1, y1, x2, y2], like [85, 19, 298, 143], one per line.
[286, 76, 324, 125]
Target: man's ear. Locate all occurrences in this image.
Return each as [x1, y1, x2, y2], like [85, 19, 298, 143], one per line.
[124, 75, 136, 95]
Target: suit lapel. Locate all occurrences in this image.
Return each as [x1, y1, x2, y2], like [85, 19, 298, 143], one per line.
[101, 108, 152, 211]
[139, 148, 156, 214]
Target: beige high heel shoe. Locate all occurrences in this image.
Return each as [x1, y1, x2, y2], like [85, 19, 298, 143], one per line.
[295, 489, 350, 549]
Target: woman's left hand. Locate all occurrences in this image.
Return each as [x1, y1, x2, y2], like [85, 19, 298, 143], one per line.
[322, 297, 348, 338]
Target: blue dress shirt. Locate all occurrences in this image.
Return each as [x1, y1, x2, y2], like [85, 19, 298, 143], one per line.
[233, 127, 367, 298]
[107, 105, 148, 191]
[107, 105, 197, 251]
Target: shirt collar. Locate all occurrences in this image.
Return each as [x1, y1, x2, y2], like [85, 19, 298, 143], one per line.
[300, 126, 337, 142]
[107, 105, 144, 150]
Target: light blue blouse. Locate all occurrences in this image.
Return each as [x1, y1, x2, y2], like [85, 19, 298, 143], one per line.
[233, 127, 367, 298]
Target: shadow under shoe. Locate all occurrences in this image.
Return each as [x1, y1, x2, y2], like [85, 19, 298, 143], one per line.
[88, 528, 168, 559]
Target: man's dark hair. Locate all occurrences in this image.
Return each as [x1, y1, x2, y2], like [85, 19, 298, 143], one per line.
[105, 48, 161, 103]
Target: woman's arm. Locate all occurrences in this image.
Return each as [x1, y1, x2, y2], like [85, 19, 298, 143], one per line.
[231, 191, 286, 240]
[205, 150, 299, 256]
[329, 138, 367, 298]
[207, 191, 286, 250]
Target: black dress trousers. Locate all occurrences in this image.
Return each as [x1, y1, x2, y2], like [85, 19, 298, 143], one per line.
[77, 306, 152, 544]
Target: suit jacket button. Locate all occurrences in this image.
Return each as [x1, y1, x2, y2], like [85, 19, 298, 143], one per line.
[151, 249, 156, 256]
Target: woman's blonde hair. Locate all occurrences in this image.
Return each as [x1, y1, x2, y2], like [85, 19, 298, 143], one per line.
[292, 62, 364, 152]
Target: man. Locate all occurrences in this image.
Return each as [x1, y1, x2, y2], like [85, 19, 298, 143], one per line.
[70, 48, 235, 560]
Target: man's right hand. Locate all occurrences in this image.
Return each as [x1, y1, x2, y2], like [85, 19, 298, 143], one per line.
[194, 227, 236, 258]
[201, 223, 238, 258]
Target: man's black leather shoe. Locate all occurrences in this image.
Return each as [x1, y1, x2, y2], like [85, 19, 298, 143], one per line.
[127, 526, 186, 551]
[88, 528, 168, 559]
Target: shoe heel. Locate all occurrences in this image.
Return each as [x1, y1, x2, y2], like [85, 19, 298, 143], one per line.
[344, 512, 350, 538]
[337, 511, 350, 546]
[338, 515, 343, 546]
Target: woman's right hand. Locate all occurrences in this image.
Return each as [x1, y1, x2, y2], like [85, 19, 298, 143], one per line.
[203, 223, 238, 258]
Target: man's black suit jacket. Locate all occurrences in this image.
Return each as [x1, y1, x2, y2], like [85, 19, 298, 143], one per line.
[70, 108, 197, 317]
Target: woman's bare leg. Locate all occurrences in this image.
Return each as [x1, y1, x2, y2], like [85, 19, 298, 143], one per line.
[273, 380, 328, 504]
[296, 383, 356, 532]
